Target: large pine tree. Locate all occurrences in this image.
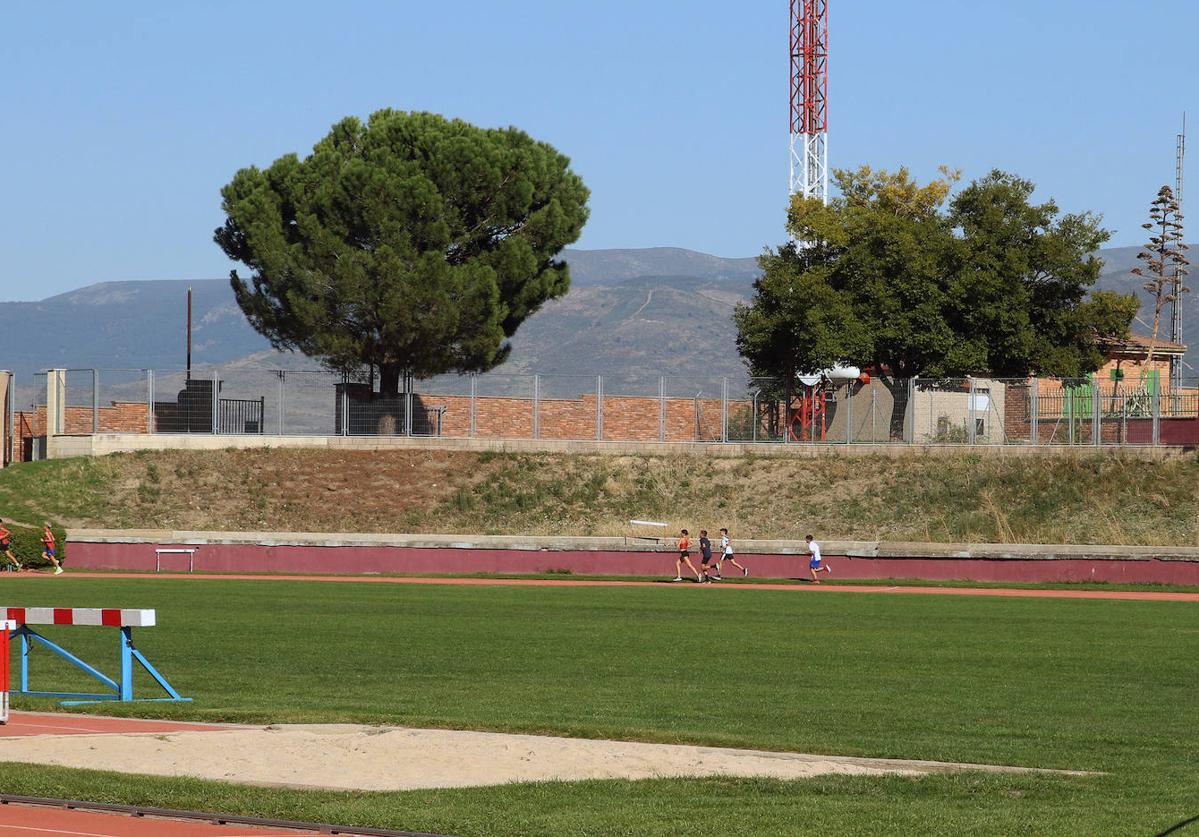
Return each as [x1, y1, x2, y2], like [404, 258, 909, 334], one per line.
[215, 110, 590, 395]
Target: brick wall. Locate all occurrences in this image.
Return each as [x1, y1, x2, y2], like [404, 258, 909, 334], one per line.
[12, 402, 148, 462]
[418, 393, 732, 441]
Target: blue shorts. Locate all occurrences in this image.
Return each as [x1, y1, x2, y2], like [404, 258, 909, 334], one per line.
[809, 558, 822, 570]
[45, 549, 55, 558]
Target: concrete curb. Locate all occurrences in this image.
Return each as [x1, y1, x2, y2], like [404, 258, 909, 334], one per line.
[48, 432, 1194, 460]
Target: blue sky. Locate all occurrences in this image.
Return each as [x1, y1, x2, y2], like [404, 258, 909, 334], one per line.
[1, 0, 1195, 300]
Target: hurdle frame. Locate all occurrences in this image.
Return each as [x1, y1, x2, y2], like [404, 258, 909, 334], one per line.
[3, 608, 190, 706]
[154, 547, 196, 573]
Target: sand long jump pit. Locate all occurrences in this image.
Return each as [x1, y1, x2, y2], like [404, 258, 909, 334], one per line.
[0, 719, 1094, 790]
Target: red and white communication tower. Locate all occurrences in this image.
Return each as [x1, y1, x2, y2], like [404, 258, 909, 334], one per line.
[789, 0, 828, 204]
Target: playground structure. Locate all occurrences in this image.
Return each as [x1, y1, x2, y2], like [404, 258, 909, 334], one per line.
[786, 366, 870, 441]
[2, 607, 189, 706]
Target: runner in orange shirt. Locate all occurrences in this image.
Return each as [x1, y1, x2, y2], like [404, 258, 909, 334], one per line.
[42, 522, 63, 575]
[673, 529, 703, 583]
[0, 520, 21, 572]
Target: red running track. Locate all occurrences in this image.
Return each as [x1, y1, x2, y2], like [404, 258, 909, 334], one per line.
[0, 803, 301, 836]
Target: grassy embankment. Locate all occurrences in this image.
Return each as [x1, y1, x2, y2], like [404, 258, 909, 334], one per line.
[0, 448, 1197, 545]
[2, 576, 1196, 835]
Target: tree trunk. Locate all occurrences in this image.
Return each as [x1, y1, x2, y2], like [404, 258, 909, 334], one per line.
[379, 363, 403, 398]
[879, 373, 910, 443]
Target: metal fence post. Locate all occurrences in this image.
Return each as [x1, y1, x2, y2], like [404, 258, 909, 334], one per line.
[1029, 377, 1038, 446]
[967, 377, 977, 445]
[594, 374, 604, 441]
[1091, 376, 1100, 447]
[1152, 379, 1161, 446]
[783, 376, 791, 445]
[906, 378, 916, 443]
[277, 371, 285, 435]
[845, 382, 852, 444]
[1067, 382, 1075, 445]
[92, 369, 100, 434]
[400, 372, 410, 436]
[751, 389, 758, 443]
[146, 370, 154, 433]
[211, 371, 220, 435]
[341, 378, 349, 437]
[658, 377, 666, 442]
[469, 374, 477, 437]
[721, 377, 728, 443]
[532, 374, 540, 440]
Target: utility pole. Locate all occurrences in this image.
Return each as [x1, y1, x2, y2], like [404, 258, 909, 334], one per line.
[789, 1, 828, 205]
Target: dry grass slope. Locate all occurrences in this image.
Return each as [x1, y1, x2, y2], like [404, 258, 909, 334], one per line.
[1, 449, 1197, 546]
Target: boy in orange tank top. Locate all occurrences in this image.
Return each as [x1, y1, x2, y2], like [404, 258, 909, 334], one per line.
[42, 522, 63, 575]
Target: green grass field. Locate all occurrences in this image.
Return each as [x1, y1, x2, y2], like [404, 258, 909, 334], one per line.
[3, 576, 1196, 835]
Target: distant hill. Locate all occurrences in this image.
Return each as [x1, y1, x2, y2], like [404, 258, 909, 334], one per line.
[1, 244, 1194, 391]
[0, 248, 763, 384]
[0, 279, 265, 376]
[502, 273, 752, 380]
[563, 248, 760, 286]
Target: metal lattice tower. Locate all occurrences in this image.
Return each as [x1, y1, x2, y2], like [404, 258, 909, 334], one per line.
[789, 0, 828, 204]
[1171, 113, 1186, 393]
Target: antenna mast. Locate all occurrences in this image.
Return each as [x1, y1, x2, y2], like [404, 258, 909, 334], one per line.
[1171, 113, 1186, 394]
[789, 0, 828, 205]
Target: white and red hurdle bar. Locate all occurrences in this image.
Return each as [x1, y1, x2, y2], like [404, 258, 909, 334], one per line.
[1, 607, 189, 708]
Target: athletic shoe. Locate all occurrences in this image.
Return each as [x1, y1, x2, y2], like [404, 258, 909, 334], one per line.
[743, 567, 749, 577]
[673, 576, 683, 582]
[826, 565, 832, 575]
[54, 567, 63, 575]
[696, 575, 704, 583]
[713, 575, 722, 581]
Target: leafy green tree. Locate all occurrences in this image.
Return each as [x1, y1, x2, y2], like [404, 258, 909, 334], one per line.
[948, 171, 1125, 377]
[735, 166, 1136, 436]
[215, 110, 589, 395]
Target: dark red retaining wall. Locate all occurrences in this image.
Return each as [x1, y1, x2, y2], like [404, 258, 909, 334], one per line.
[68, 542, 1199, 585]
[1127, 417, 1199, 446]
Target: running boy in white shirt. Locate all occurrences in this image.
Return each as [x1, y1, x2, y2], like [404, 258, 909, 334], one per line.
[715, 528, 748, 578]
[807, 534, 830, 583]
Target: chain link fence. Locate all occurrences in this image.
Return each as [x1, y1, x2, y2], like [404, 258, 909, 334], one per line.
[11, 368, 1199, 456]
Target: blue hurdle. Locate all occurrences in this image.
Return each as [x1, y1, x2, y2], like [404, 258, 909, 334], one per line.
[2, 607, 190, 706]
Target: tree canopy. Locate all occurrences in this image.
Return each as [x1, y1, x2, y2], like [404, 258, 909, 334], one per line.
[735, 166, 1136, 390]
[214, 110, 589, 394]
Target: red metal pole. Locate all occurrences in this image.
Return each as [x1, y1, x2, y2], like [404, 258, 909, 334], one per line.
[1, 619, 9, 724]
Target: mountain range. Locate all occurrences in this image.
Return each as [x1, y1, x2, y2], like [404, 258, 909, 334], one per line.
[0, 245, 1193, 386]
